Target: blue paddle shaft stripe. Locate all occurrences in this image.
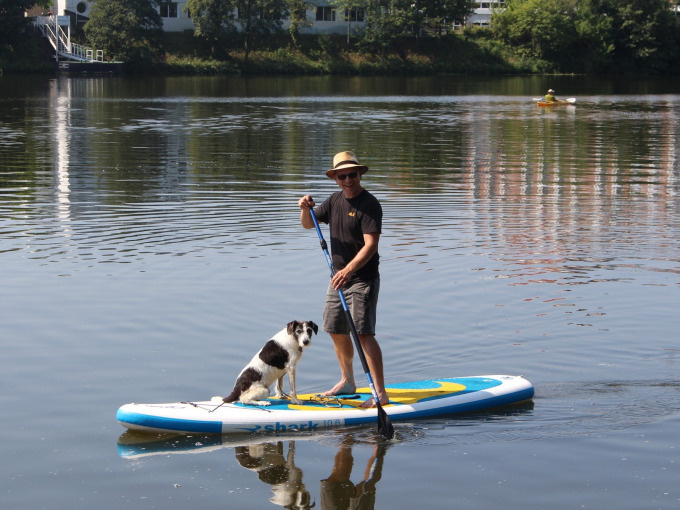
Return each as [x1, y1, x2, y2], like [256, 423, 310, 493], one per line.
[117, 409, 223, 434]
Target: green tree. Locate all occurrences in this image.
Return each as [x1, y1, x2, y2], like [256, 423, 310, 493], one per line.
[361, 0, 418, 54]
[422, 0, 475, 34]
[185, 0, 238, 56]
[492, 0, 580, 71]
[84, 0, 164, 66]
[493, 0, 680, 73]
[332, 0, 367, 44]
[1, 0, 51, 47]
[287, 0, 311, 46]
[610, 0, 680, 72]
[186, 0, 288, 67]
[237, 0, 289, 67]
[571, 0, 615, 72]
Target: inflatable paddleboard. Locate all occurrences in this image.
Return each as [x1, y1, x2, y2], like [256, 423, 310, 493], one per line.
[116, 375, 533, 435]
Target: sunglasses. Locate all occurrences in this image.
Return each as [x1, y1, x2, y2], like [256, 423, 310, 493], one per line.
[336, 171, 358, 181]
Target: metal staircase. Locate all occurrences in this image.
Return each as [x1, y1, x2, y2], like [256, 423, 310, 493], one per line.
[33, 15, 104, 63]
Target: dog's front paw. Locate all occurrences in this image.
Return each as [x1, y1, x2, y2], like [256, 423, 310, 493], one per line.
[290, 399, 302, 405]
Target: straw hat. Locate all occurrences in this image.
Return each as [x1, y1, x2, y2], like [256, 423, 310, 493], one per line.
[326, 151, 369, 178]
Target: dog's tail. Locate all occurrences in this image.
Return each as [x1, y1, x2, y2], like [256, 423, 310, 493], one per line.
[222, 389, 239, 403]
[223, 367, 262, 403]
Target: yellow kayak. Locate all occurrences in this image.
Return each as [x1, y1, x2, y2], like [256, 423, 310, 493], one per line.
[537, 99, 574, 107]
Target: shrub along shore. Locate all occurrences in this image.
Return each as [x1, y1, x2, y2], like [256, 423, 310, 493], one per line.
[2, 29, 537, 76]
[3, 26, 677, 77]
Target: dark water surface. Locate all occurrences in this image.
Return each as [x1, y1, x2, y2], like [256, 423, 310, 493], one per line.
[1, 74, 679, 509]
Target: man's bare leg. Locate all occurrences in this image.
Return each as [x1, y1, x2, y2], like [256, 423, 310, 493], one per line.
[323, 333, 357, 396]
[358, 334, 389, 408]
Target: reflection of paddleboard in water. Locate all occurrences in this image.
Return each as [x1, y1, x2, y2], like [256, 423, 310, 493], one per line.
[116, 375, 534, 435]
[116, 429, 327, 459]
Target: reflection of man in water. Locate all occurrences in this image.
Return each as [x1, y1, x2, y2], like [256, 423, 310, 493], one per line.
[320, 435, 387, 510]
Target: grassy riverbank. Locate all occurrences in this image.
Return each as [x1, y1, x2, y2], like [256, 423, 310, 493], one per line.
[2, 28, 522, 76]
[161, 30, 519, 75]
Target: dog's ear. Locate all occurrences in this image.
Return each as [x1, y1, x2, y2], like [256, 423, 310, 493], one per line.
[310, 321, 318, 335]
[287, 321, 298, 335]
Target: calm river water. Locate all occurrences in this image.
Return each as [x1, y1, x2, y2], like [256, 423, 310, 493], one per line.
[1, 74, 679, 509]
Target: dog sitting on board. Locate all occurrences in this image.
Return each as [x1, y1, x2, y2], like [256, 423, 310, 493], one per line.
[223, 321, 317, 406]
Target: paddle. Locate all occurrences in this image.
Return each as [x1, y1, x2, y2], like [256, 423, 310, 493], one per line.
[533, 97, 576, 103]
[308, 207, 394, 440]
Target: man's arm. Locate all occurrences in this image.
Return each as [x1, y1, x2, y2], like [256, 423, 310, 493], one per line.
[298, 195, 315, 229]
[331, 232, 380, 290]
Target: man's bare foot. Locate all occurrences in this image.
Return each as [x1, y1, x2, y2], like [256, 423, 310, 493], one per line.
[322, 380, 356, 396]
[360, 395, 390, 408]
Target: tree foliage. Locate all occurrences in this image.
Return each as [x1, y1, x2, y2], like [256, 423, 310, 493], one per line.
[331, 0, 367, 44]
[1, 0, 51, 47]
[186, 0, 288, 65]
[423, 0, 476, 34]
[493, 0, 680, 73]
[361, 0, 418, 54]
[287, 0, 311, 45]
[237, 0, 289, 63]
[609, 0, 680, 72]
[185, 0, 238, 55]
[84, 0, 164, 65]
[491, 0, 578, 71]
[360, 0, 475, 53]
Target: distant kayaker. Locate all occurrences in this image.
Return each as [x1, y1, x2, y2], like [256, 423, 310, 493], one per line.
[545, 89, 558, 102]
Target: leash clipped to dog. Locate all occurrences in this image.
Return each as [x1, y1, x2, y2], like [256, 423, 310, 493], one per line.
[309, 208, 394, 440]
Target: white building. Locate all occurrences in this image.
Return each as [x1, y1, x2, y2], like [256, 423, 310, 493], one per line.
[44, 0, 499, 34]
[44, 0, 362, 34]
[466, 1, 505, 27]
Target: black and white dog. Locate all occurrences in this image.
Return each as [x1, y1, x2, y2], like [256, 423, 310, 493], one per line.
[223, 321, 318, 406]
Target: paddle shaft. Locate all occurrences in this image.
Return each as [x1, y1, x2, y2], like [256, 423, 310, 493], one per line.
[533, 97, 575, 103]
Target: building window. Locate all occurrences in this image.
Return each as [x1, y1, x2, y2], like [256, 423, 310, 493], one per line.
[160, 2, 178, 18]
[316, 6, 335, 21]
[344, 8, 364, 22]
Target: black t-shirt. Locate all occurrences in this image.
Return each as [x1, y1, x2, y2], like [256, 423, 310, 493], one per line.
[315, 189, 382, 282]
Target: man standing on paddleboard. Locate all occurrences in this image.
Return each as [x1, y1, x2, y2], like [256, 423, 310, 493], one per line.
[298, 151, 388, 408]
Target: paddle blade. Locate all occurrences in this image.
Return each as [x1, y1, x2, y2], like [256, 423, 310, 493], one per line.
[377, 404, 394, 439]
[565, 98, 576, 103]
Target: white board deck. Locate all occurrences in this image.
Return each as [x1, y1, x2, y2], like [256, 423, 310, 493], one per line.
[116, 375, 534, 435]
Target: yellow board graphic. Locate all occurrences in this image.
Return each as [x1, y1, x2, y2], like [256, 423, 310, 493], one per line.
[287, 380, 467, 411]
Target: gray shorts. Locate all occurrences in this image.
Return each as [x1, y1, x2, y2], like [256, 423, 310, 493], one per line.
[323, 278, 380, 335]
